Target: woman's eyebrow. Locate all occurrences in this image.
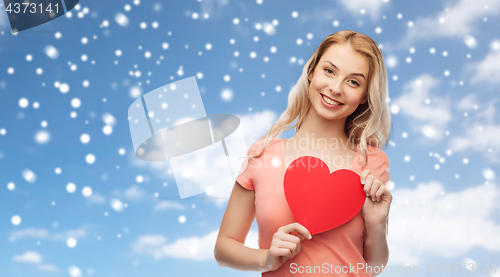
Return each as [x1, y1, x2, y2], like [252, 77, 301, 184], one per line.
[324, 61, 366, 80]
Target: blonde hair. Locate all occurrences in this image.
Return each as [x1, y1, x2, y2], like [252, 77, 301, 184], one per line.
[239, 30, 392, 172]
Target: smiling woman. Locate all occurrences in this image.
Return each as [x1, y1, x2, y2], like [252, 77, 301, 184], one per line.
[214, 30, 392, 277]
[307, 42, 369, 122]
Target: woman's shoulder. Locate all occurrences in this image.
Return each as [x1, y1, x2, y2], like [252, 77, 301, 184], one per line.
[361, 144, 389, 165]
[247, 136, 281, 156]
[366, 144, 386, 155]
[364, 144, 390, 184]
[357, 144, 389, 165]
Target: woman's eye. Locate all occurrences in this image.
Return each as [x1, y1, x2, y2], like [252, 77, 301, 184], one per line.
[325, 68, 360, 87]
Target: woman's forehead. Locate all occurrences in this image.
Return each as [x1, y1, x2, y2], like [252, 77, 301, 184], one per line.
[319, 45, 369, 75]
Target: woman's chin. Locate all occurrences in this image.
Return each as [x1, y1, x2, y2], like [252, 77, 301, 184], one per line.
[318, 110, 342, 121]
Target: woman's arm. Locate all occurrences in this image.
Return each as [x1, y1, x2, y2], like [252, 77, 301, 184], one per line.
[363, 217, 389, 276]
[214, 181, 268, 272]
[360, 161, 392, 277]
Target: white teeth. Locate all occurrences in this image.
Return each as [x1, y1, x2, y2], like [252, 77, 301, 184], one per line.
[322, 94, 342, 106]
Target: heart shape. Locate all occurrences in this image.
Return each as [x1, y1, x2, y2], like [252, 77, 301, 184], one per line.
[283, 156, 366, 235]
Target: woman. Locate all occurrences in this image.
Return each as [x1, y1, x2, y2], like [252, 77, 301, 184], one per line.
[214, 30, 392, 276]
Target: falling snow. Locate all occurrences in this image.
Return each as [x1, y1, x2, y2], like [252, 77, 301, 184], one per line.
[1, 1, 499, 276]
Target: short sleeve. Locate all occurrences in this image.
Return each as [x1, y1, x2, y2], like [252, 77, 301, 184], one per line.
[235, 137, 266, 191]
[367, 146, 390, 185]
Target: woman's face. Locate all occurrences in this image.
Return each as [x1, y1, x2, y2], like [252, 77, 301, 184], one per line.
[308, 43, 369, 121]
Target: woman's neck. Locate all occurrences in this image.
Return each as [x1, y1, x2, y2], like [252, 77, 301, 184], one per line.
[294, 106, 353, 151]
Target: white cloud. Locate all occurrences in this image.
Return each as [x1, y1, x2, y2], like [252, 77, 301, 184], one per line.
[131, 229, 258, 261]
[281, 5, 339, 35]
[467, 50, 500, 88]
[13, 251, 42, 263]
[449, 98, 500, 161]
[12, 252, 60, 272]
[239, 110, 278, 146]
[153, 201, 186, 211]
[475, 98, 497, 125]
[199, 0, 229, 19]
[86, 192, 106, 204]
[387, 181, 500, 265]
[37, 264, 59, 272]
[450, 123, 500, 161]
[112, 185, 147, 202]
[9, 228, 49, 242]
[10, 226, 88, 242]
[392, 75, 452, 140]
[133, 235, 166, 248]
[391, 0, 500, 49]
[197, 0, 252, 37]
[51, 227, 87, 241]
[295, 7, 338, 24]
[245, 229, 259, 249]
[338, 0, 389, 21]
[456, 93, 479, 111]
[129, 152, 169, 177]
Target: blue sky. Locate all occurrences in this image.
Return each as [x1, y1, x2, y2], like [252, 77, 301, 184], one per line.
[1, 0, 500, 276]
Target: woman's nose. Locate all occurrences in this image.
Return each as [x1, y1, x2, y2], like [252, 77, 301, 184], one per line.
[329, 79, 343, 94]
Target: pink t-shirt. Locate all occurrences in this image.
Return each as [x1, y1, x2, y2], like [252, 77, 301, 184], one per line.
[236, 137, 390, 276]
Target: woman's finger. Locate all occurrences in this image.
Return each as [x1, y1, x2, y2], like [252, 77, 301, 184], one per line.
[360, 169, 371, 185]
[270, 245, 292, 258]
[375, 185, 386, 202]
[363, 174, 375, 199]
[370, 179, 381, 201]
[281, 223, 312, 241]
[277, 232, 301, 244]
[276, 240, 297, 257]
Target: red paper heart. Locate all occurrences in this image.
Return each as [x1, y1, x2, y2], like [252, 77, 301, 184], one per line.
[283, 156, 366, 235]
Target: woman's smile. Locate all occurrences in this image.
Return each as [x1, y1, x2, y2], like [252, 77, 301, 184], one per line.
[320, 93, 344, 108]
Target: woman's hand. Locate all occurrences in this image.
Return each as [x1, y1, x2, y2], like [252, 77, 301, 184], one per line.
[360, 169, 392, 226]
[262, 222, 312, 272]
